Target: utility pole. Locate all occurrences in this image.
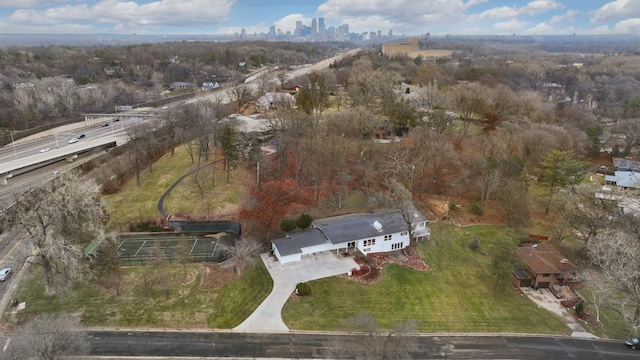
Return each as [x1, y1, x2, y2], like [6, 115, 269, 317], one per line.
[256, 162, 260, 187]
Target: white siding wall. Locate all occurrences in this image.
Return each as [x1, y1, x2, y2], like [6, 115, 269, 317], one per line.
[300, 243, 335, 255]
[357, 232, 410, 254]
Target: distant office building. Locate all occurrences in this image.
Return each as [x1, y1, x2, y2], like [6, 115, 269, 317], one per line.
[378, 30, 382, 39]
[388, 29, 393, 40]
[337, 25, 345, 37]
[318, 17, 325, 36]
[327, 26, 336, 36]
[381, 37, 453, 60]
[343, 24, 349, 35]
[269, 25, 276, 37]
[295, 21, 302, 37]
[311, 18, 318, 36]
[240, 28, 246, 39]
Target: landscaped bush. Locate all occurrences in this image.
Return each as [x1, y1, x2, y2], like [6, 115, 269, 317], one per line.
[469, 235, 480, 251]
[280, 219, 297, 232]
[296, 213, 313, 229]
[470, 201, 483, 215]
[296, 282, 311, 296]
[134, 220, 163, 232]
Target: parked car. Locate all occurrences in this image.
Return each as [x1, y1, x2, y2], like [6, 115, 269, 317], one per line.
[626, 338, 640, 349]
[114, 118, 120, 122]
[68, 137, 79, 143]
[78, 134, 86, 138]
[102, 122, 109, 127]
[40, 147, 50, 153]
[0, 268, 11, 281]
[52, 170, 61, 176]
[161, 106, 168, 110]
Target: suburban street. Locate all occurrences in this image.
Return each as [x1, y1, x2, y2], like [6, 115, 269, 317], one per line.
[86, 331, 638, 359]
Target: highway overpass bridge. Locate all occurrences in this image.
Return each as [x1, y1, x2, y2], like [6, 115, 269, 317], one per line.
[0, 135, 119, 185]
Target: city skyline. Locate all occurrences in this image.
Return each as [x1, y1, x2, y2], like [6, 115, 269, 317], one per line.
[0, 1, 637, 37]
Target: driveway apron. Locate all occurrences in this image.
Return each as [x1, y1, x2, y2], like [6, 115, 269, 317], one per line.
[234, 251, 358, 332]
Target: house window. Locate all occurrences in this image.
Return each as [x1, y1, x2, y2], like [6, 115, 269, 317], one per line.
[400, 231, 408, 236]
[363, 239, 376, 247]
[384, 234, 392, 241]
[391, 243, 403, 250]
[542, 273, 550, 277]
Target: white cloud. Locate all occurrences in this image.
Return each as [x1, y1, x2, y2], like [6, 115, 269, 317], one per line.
[0, 0, 82, 8]
[474, 0, 562, 20]
[592, 0, 640, 23]
[523, 22, 556, 35]
[493, 19, 525, 32]
[550, 9, 579, 24]
[4, 0, 236, 32]
[318, 0, 485, 31]
[612, 18, 640, 33]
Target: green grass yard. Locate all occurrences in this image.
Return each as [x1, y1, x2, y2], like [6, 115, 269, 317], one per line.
[14, 261, 272, 329]
[104, 145, 246, 226]
[282, 224, 570, 334]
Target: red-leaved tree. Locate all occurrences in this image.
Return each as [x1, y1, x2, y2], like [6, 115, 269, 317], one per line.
[240, 178, 314, 240]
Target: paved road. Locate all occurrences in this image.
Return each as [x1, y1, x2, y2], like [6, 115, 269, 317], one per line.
[85, 331, 637, 359]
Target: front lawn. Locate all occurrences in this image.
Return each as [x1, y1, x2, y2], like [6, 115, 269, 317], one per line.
[282, 224, 570, 334]
[14, 261, 272, 329]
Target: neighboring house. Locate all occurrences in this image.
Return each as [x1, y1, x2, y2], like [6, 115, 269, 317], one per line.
[104, 66, 123, 77]
[170, 81, 197, 90]
[612, 157, 640, 172]
[605, 171, 640, 190]
[202, 81, 220, 90]
[513, 244, 581, 290]
[256, 92, 295, 111]
[272, 210, 430, 264]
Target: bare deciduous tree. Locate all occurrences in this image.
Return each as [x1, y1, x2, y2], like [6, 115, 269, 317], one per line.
[588, 228, 640, 335]
[4, 175, 106, 295]
[4, 313, 89, 360]
[222, 237, 262, 275]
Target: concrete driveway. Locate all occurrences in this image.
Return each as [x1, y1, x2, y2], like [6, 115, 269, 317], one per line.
[521, 287, 598, 339]
[234, 251, 358, 332]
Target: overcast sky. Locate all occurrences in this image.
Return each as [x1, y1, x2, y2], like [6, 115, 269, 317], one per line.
[0, 0, 638, 36]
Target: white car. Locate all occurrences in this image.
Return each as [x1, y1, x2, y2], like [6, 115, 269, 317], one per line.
[0, 268, 11, 281]
[161, 106, 168, 110]
[68, 138, 79, 143]
[40, 148, 50, 153]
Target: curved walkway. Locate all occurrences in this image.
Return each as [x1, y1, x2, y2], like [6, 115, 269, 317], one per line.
[157, 159, 223, 217]
[234, 251, 358, 332]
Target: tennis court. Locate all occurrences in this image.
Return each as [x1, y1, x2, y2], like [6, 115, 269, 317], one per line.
[117, 232, 236, 265]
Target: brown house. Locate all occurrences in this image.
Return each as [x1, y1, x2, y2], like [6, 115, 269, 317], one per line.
[512, 244, 581, 290]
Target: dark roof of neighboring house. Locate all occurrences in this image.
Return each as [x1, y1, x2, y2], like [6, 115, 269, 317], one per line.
[517, 243, 577, 276]
[314, 210, 426, 245]
[613, 157, 640, 171]
[272, 228, 328, 256]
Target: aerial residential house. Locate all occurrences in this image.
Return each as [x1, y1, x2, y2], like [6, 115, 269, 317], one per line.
[104, 66, 124, 77]
[169, 81, 197, 91]
[201, 81, 220, 90]
[605, 171, 640, 190]
[272, 210, 430, 264]
[513, 243, 581, 290]
[605, 158, 640, 190]
[256, 92, 295, 111]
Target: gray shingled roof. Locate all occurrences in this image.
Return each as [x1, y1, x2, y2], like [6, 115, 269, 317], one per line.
[314, 210, 426, 245]
[272, 228, 329, 256]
